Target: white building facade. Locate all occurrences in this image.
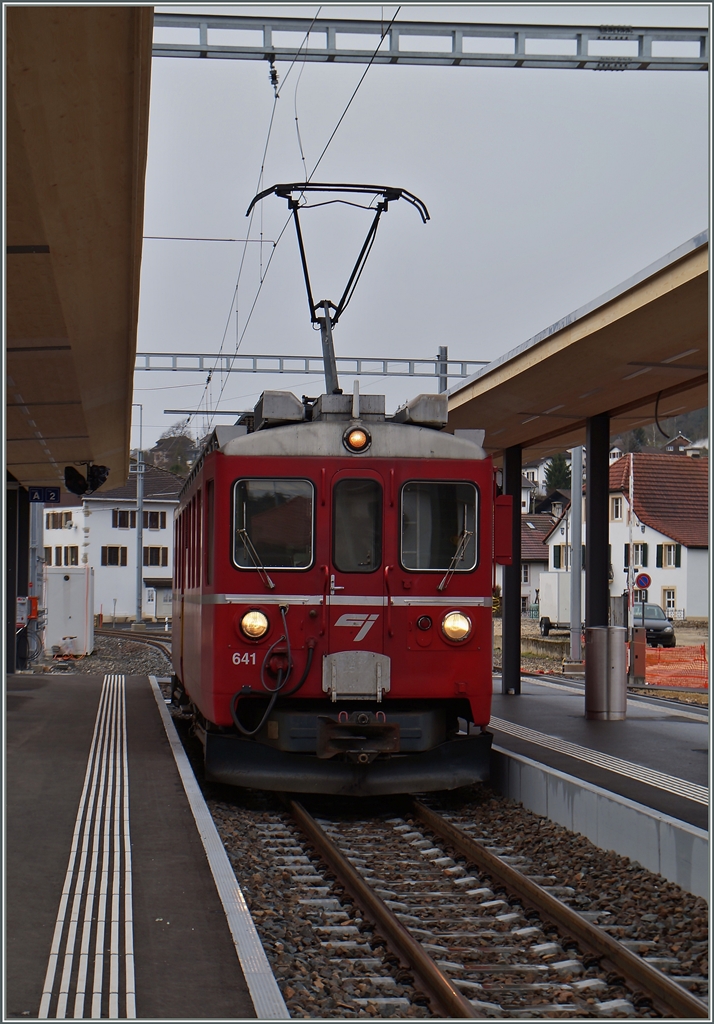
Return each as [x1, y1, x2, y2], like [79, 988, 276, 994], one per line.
[543, 454, 708, 620]
[43, 464, 181, 622]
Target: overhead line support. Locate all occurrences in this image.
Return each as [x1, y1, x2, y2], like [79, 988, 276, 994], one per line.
[153, 14, 708, 71]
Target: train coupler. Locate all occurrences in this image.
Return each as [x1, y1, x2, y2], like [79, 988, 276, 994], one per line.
[316, 711, 400, 763]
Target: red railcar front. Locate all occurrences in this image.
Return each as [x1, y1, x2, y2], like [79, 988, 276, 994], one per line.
[173, 392, 512, 794]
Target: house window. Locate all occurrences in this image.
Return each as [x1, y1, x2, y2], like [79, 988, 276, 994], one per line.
[624, 543, 648, 568]
[46, 511, 72, 530]
[101, 546, 128, 567]
[657, 543, 681, 568]
[553, 545, 570, 570]
[524, 470, 536, 482]
[143, 511, 167, 530]
[611, 497, 622, 521]
[112, 509, 136, 529]
[663, 588, 676, 611]
[666, 445, 673, 451]
[521, 563, 530, 583]
[143, 546, 169, 567]
[64, 546, 79, 566]
[44, 547, 52, 565]
[634, 589, 649, 603]
[521, 596, 529, 614]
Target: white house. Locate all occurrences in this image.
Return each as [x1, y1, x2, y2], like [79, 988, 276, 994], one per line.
[520, 514, 554, 612]
[43, 462, 182, 622]
[543, 453, 708, 620]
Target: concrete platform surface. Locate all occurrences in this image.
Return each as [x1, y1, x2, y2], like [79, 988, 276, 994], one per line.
[5, 673, 284, 1020]
[490, 676, 708, 830]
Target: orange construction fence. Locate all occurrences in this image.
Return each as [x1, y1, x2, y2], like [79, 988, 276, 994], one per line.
[645, 645, 708, 689]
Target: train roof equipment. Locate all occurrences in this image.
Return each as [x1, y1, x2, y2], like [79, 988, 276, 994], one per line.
[246, 182, 429, 396]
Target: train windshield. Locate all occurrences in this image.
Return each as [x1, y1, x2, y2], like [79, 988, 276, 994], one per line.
[333, 478, 382, 573]
[401, 482, 477, 571]
[233, 479, 314, 569]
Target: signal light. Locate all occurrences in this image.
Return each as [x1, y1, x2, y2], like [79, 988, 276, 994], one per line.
[441, 611, 472, 642]
[344, 427, 371, 453]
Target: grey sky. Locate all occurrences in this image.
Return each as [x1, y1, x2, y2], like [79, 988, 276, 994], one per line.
[134, 4, 709, 449]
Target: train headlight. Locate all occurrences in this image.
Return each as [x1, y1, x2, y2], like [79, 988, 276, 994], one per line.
[441, 611, 472, 642]
[344, 427, 371, 453]
[240, 610, 269, 639]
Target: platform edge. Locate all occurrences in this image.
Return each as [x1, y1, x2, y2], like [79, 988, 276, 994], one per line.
[148, 677, 290, 1020]
[491, 744, 709, 903]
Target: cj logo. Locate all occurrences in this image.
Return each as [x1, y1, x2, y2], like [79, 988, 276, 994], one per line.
[334, 613, 379, 642]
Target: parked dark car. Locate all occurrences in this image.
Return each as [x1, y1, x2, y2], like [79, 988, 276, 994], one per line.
[632, 603, 676, 647]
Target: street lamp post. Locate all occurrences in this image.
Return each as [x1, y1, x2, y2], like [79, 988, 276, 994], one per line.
[133, 404, 145, 631]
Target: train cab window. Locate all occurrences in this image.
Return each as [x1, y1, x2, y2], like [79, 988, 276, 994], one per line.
[333, 479, 382, 573]
[233, 479, 314, 569]
[401, 482, 477, 571]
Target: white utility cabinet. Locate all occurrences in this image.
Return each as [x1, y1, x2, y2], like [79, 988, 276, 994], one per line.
[538, 571, 585, 635]
[44, 566, 95, 655]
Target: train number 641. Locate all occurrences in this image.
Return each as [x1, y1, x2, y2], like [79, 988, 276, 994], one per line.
[232, 652, 257, 665]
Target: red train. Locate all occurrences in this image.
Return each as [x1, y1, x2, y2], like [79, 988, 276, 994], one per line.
[173, 388, 512, 794]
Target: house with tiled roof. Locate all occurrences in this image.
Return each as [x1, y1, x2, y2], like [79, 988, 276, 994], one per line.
[520, 514, 554, 611]
[543, 453, 708, 619]
[43, 461, 182, 622]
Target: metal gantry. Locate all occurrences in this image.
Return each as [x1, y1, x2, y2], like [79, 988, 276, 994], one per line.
[153, 14, 708, 71]
[135, 351, 487, 380]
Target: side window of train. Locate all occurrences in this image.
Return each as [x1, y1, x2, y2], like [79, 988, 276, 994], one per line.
[333, 478, 382, 573]
[233, 478, 314, 570]
[401, 482, 478, 571]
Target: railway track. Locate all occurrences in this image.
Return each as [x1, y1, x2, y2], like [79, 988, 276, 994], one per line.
[210, 795, 708, 1019]
[94, 627, 172, 661]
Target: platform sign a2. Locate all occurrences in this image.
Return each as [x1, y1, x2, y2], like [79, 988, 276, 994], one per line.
[28, 486, 61, 503]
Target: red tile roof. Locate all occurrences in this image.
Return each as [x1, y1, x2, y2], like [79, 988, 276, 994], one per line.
[610, 453, 708, 548]
[521, 513, 555, 560]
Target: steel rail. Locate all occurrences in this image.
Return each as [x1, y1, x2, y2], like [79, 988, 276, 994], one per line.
[95, 628, 172, 661]
[412, 799, 709, 1020]
[287, 799, 478, 1019]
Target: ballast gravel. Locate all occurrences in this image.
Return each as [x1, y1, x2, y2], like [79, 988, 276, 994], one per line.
[204, 786, 709, 1018]
[36, 634, 172, 677]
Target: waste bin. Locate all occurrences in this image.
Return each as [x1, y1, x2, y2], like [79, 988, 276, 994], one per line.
[585, 626, 627, 720]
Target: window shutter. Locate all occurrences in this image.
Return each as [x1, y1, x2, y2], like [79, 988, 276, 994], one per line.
[160, 511, 166, 529]
[120, 547, 127, 567]
[656, 544, 663, 568]
[581, 544, 586, 565]
[641, 543, 648, 567]
[675, 544, 681, 568]
[553, 546, 561, 569]
[143, 547, 149, 567]
[101, 547, 107, 566]
[112, 509, 117, 528]
[623, 544, 629, 568]
[162, 547, 168, 567]
[143, 511, 148, 529]
[129, 511, 135, 528]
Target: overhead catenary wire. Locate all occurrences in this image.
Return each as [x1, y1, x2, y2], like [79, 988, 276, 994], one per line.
[182, 7, 326, 436]
[202, 7, 403, 434]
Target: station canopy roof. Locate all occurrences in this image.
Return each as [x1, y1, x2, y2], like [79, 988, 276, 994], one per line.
[6, 7, 153, 490]
[447, 232, 708, 463]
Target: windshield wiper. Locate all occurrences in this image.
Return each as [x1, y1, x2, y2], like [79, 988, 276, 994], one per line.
[238, 528, 275, 590]
[438, 529, 473, 592]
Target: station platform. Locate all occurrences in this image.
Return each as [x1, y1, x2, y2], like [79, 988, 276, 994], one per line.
[490, 675, 708, 827]
[5, 673, 287, 1021]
